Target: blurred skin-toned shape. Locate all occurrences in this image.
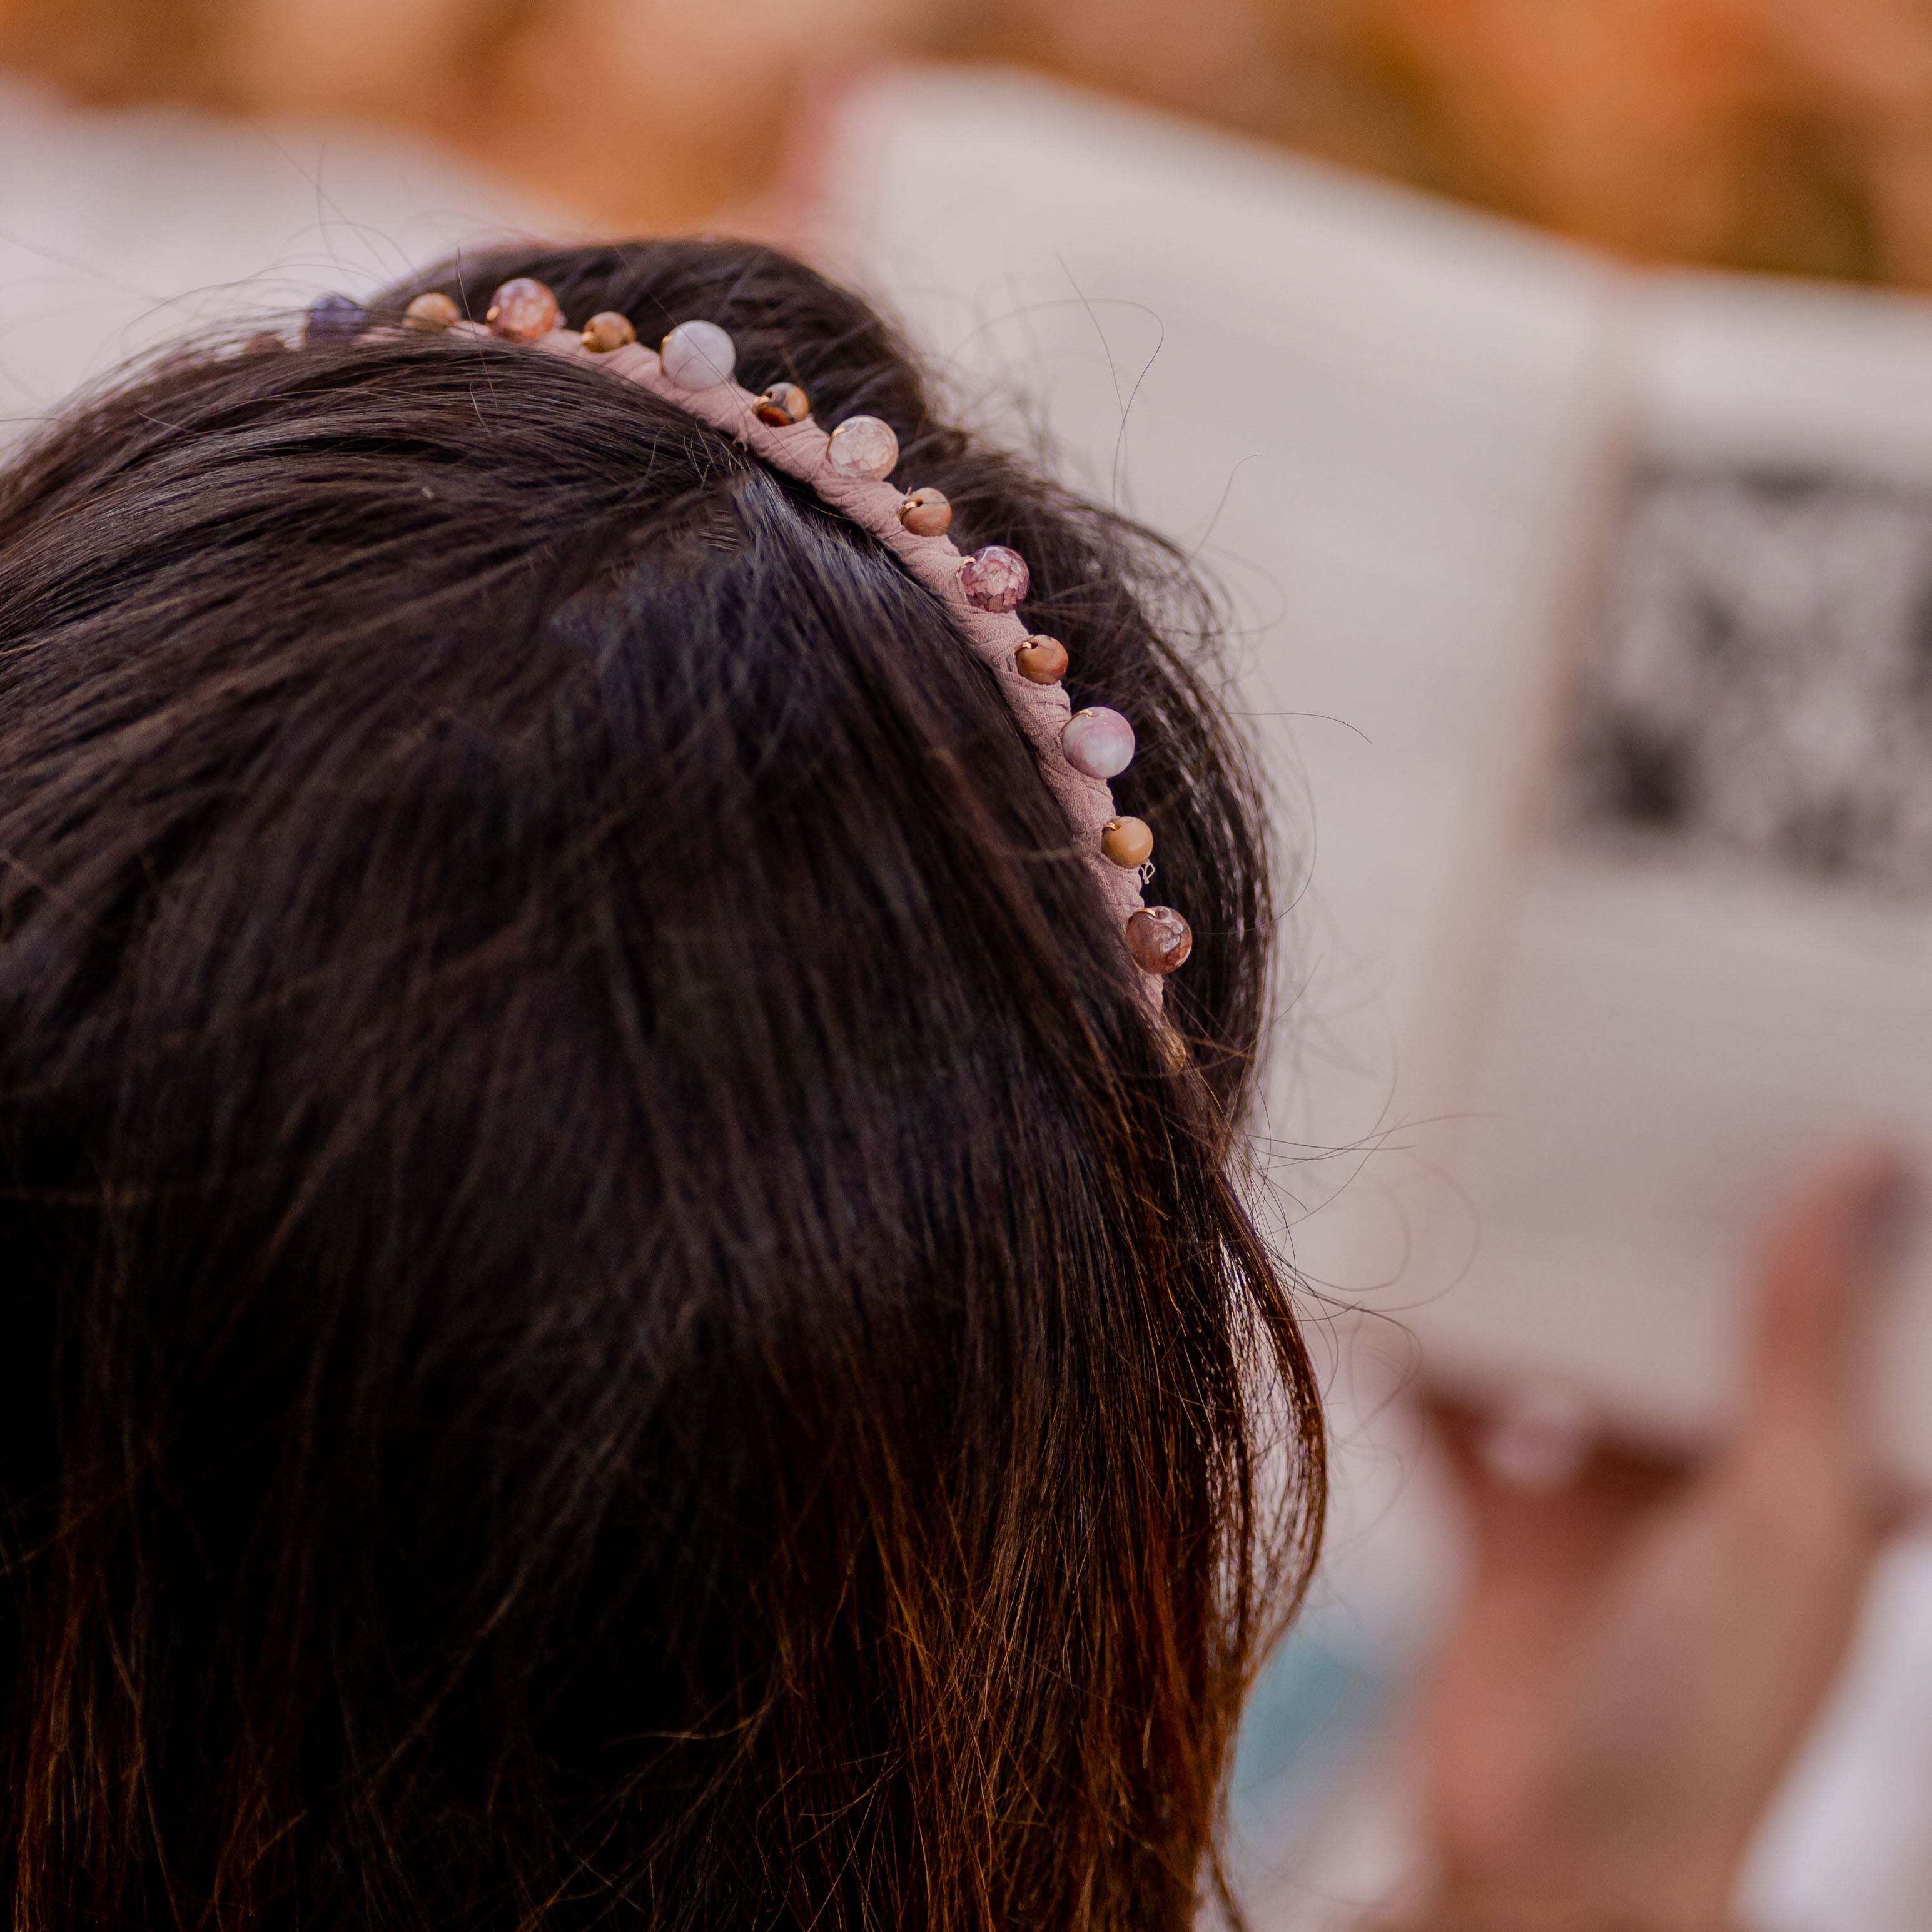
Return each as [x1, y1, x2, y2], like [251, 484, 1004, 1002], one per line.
[1419, 1153, 1909, 1929]
[11, 0, 1932, 280]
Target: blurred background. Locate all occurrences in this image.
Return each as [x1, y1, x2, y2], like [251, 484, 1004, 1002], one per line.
[13, 0, 1932, 281]
[6, 5, 1932, 1930]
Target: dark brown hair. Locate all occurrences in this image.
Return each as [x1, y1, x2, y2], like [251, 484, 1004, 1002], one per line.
[0, 240, 1322, 1932]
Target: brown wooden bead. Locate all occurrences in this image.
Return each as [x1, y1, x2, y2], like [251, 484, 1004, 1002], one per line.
[486, 278, 560, 343]
[754, 382, 810, 425]
[403, 291, 460, 332]
[1125, 906, 1192, 976]
[1100, 817, 1153, 869]
[1014, 635, 1068, 685]
[898, 487, 951, 536]
[582, 311, 636, 353]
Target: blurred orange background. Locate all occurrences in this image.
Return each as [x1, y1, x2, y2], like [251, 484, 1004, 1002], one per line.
[4, 0, 1930, 285]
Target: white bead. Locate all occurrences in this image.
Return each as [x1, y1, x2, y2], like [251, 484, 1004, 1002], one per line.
[1061, 707, 1135, 781]
[661, 320, 737, 391]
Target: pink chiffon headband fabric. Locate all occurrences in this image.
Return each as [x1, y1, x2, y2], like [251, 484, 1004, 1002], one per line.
[324, 278, 1195, 1006]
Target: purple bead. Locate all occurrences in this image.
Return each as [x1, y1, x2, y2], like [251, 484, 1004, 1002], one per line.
[304, 293, 368, 346]
[1060, 706, 1135, 781]
[958, 544, 1029, 614]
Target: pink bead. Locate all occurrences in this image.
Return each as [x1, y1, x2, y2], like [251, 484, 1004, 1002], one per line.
[959, 545, 1029, 614]
[486, 278, 560, 343]
[1126, 907, 1193, 976]
[661, 320, 736, 390]
[1060, 707, 1135, 780]
[826, 415, 899, 478]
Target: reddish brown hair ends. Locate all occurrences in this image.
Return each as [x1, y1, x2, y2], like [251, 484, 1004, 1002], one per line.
[0, 240, 1323, 1931]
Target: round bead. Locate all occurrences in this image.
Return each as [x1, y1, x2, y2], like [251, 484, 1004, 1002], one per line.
[243, 330, 287, 355]
[1100, 816, 1153, 869]
[403, 291, 460, 332]
[754, 382, 810, 425]
[1014, 635, 1068, 684]
[826, 415, 899, 479]
[1060, 706, 1135, 781]
[1126, 906, 1193, 976]
[959, 545, 1029, 614]
[304, 293, 368, 346]
[486, 278, 560, 343]
[582, 311, 637, 353]
[661, 319, 736, 390]
[898, 487, 952, 536]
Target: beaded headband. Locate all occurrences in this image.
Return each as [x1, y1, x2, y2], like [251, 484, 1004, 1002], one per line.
[315, 280, 1193, 1001]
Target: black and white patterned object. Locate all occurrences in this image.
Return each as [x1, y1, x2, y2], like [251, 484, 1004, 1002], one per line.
[1565, 466, 1932, 892]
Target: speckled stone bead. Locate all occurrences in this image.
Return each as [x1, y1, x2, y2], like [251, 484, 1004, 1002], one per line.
[1060, 706, 1135, 780]
[403, 291, 460, 331]
[582, 311, 636, 353]
[661, 320, 736, 390]
[898, 487, 951, 535]
[959, 545, 1029, 614]
[754, 382, 810, 425]
[826, 415, 899, 479]
[1126, 906, 1192, 975]
[1100, 817, 1153, 869]
[487, 278, 561, 343]
[1014, 635, 1068, 684]
[304, 293, 368, 345]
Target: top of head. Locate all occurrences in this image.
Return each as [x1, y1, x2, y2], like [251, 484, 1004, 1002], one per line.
[0, 238, 1307, 1931]
[457, 288, 1183, 999]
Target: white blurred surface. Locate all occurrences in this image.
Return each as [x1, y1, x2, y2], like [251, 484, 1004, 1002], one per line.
[808, 64, 1932, 1931]
[0, 71, 560, 435]
[806, 63, 1621, 1273]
